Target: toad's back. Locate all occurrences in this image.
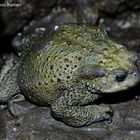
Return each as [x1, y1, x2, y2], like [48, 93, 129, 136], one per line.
[18, 24, 103, 105]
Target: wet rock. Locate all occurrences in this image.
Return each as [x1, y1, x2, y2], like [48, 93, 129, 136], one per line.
[0, 0, 32, 37]
[8, 100, 37, 117]
[5, 104, 109, 139]
[0, 85, 139, 140]
[123, 101, 140, 129]
[1, 0, 140, 38]
[99, 9, 140, 52]
[98, 0, 140, 13]
[0, 109, 6, 139]
[0, 0, 64, 37]
[76, 0, 99, 24]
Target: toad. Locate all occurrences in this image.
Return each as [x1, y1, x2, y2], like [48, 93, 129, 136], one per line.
[0, 24, 140, 127]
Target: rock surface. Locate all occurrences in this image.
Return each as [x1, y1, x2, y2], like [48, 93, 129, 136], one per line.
[0, 93, 140, 140]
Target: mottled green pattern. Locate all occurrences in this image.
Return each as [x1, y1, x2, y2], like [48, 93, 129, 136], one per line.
[1, 24, 139, 127]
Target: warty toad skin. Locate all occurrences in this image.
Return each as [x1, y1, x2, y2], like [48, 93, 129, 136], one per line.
[0, 24, 140, 127]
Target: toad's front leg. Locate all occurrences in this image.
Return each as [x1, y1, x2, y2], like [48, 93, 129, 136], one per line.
[51, 90, 112, 127]
[0, 64, 20, 104]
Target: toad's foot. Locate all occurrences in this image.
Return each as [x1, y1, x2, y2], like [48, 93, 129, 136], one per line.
[51, 91, 112, 127]
[8, 94, 25, 118]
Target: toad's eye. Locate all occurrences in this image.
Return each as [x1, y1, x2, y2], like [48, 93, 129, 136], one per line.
[111, 69, 128, 82]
